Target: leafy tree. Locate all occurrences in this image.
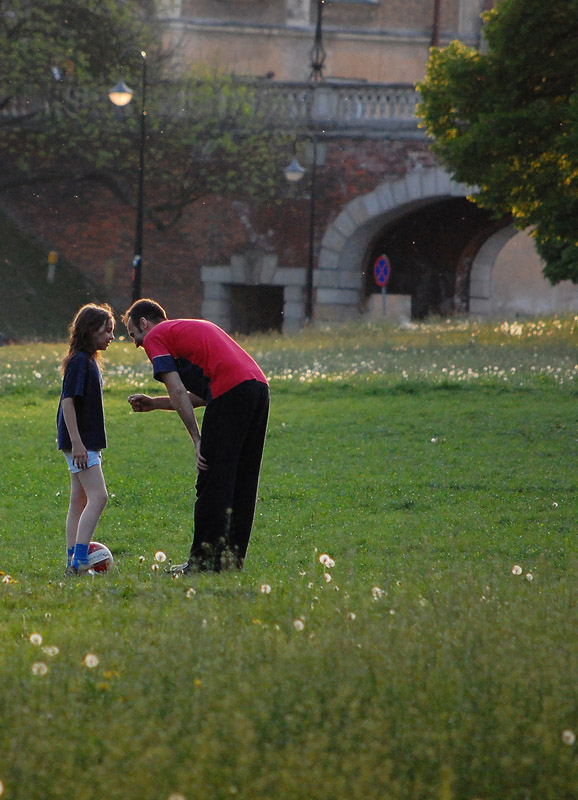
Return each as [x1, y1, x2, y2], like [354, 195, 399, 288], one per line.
[0, 0, 292, 230]
[417, 0, 578, 284]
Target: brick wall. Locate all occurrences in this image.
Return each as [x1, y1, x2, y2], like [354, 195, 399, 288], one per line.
[4, 136, 437, 318]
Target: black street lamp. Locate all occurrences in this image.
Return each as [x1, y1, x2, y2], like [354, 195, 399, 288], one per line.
[284, 137, 325, 325]
[109, 49, 147, 303]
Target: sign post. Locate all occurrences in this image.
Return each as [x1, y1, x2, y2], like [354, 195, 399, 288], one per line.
[373, 254, 391, 315]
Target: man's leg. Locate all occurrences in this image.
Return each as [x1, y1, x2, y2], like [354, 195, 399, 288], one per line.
[229, 382, 269, 567]
[189, 382, 260, 570]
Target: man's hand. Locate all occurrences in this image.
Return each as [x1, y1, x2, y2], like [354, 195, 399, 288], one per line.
[128, 394, 155, 412]
[195, 440, 208, 472]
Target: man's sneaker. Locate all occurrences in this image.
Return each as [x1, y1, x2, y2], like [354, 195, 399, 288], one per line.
[165, 561, 192, 575]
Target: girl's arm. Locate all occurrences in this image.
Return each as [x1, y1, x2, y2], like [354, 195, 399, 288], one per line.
[61, 397, 88, 469]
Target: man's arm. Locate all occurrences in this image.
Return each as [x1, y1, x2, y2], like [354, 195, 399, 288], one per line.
[61, 397, 88, 469]
[128, 392, 205, 412]
[159, 371, 208, 471]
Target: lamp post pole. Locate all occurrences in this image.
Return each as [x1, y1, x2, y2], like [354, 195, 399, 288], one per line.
[109, 49, 147, 303]
[284, 135, 322, 325]
[304, 136, 318, 323]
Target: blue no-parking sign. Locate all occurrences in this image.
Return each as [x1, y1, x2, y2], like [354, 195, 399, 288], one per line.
[373, 254, 391, 288]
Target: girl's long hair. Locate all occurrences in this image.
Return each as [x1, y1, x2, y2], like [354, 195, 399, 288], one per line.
[61, 303, 115, 374]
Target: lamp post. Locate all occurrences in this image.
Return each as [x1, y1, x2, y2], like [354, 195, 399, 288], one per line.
[109, 49, 147, 303]
[284, 137, 325, 325]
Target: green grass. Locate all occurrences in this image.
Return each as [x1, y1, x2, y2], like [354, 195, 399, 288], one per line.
[1, 316, 578, 799]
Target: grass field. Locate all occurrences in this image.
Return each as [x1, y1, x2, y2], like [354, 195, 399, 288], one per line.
[1, 316, 578, 800]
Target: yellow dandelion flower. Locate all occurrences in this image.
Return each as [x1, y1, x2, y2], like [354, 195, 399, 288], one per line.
[154, 551, 167, 563]
[83, 653, 99, 669]
[194, 678, 202, 688]
[29, 633, 43, 646]
[31, 662, 48, 676]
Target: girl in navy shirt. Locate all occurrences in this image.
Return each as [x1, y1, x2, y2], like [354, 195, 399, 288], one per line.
[57, 304, 115, 576]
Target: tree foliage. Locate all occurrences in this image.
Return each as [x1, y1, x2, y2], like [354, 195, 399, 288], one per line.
[0, 0, 292, 230]
[417, 0, 578, 284]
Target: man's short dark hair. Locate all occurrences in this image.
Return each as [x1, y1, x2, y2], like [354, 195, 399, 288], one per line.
[122, 299, 167, 327]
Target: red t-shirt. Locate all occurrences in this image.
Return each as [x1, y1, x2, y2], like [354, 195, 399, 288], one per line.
[143, 319, 268, 401]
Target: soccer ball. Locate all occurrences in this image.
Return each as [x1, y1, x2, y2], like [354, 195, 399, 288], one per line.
[87, 542, 114, 573]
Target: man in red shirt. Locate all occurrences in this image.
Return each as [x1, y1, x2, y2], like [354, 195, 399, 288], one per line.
[122, 298, 269, 573]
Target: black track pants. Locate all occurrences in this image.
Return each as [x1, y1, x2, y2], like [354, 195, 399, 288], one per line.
[189, 380, 270, 570]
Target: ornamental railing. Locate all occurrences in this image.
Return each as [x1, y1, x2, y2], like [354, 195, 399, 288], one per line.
[1, 80, 420, 135]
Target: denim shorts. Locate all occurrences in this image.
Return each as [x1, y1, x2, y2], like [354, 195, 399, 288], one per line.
[63, 450, 102, 474]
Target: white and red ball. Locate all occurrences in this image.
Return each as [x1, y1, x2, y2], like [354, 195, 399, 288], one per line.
[87, 542, 114, 573]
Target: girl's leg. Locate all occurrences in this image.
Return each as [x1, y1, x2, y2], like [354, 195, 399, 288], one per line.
[74, 464, 108, 545]
[66, 473, 87, 550]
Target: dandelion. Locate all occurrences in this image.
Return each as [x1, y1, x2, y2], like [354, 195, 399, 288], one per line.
[525, 572, 534, 583]
[154, 551, 167, 563]
[293, 619, 305, 631]
[1, 575, 15, 584]
[323, 572, 332, 583]
[562, 729, 576, 746]
[347, 612, 356, 621]
[31, 662, 48, 676]
[260, 584, 272, 594]
[139, 555, 145, 563]
[83, 653, 99, 669]
[42, 646, 59, 657]
[319, 554, 335, 568]
[185, 587, 196, 599]
[552, 501, 559, 508]
[29, 633, 43, 646]
[45, 613, 51, 619]
[371, 586, 384, 599]
[0, 779, 4, 796]
[167, 794, 187, 800]
[511, 564, 523, 576]
[151, 563, 159, 572]
[194, 679, 202, 688]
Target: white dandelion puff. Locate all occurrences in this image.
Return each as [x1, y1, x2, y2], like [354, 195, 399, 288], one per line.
[319, 554, 335, 568]
[562, 729, 576, 746]
[371, 586, 384, 599]
[511, 564, 523, 576]
[323, 572, 332, 583]
[42, 646, 59, 657]
[185, 588, 196, 599]
[83, 653, 99, 669]
[525, 572, 534, 583]
[293, 619, 305, 631]
[29, 633, 43, 646]
[259, 584, 272, 594]
[151, 563, 159, 572]
[31, 662, 48, 676]
[347, 612, 356, 621]
[154, 551, 167, 563]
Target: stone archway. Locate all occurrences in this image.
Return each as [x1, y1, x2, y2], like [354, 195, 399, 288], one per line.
[315, 167, 473, 322]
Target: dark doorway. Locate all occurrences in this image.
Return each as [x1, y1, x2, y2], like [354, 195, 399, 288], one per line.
[229, 284, 284, 334]
[364, 198, 493, 318]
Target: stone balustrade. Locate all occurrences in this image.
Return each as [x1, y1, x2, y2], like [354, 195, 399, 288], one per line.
[1, 80, 421, 136]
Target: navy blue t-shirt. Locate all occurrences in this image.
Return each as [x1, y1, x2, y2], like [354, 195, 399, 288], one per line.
[57, 352, 107, 451]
